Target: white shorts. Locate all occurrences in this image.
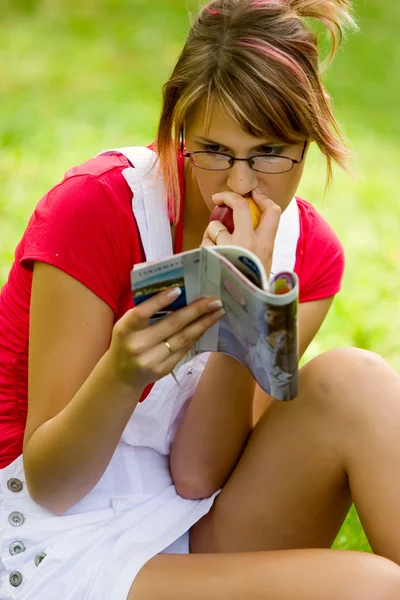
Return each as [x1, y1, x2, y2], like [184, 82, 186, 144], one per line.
[0, 447, 218, 600]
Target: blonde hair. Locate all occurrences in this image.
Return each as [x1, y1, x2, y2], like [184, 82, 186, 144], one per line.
[156, 0, 357, 222]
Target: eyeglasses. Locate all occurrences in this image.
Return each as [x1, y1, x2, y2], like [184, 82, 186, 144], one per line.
[181, 132, 307, 175]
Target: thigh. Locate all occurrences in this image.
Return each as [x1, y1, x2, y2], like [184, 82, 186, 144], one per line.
[190, 358, 352, 553]
[128, 550, 400, 600]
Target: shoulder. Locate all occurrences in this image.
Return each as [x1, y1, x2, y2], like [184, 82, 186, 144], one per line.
[22, 153, 134, 229]
[47, 152, 133, 214]
[19, 152, 143, 314]
[295, 197, 345, 303]
[25, 152, 135, 242]
[65, 151, 131, 178]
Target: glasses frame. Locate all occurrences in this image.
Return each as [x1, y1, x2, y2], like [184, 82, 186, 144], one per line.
[180, 129, 308, 175]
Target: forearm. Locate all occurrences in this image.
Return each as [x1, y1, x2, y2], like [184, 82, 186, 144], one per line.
[170, 353, 255, 499]
[23, 351, 142, 514]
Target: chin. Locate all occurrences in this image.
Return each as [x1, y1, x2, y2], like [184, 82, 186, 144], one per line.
[203, 197, 215, 212]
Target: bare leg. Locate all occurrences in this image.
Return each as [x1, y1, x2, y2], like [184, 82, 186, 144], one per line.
[129, 550, 400, 600]
[190, 348, 400, 563]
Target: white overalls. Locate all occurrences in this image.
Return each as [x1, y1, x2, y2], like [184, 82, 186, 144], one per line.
[0, 147, 300, 599]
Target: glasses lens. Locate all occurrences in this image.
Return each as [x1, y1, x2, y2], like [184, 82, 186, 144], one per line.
[190, 152, 231, 171]
[252, 156, 293, 174]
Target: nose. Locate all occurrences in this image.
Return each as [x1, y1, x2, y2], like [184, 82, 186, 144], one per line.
[226, 159, 258, 197]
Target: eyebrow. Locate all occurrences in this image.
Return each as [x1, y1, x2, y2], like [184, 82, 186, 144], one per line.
[193, 136, 282, 150]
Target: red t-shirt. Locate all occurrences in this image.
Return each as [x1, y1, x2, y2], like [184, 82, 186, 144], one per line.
[0, 151, 344, 468]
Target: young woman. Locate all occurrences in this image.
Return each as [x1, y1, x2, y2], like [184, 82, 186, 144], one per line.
[1, 1, 400, 598]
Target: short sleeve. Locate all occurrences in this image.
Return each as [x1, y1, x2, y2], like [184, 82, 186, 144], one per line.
[19, 168, 139, 316]
[294, 198, 345, 303]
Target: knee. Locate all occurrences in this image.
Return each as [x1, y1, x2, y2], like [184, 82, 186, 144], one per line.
[305, 346, 388, 380]
[299, 347, 400, 414]
[358, 554, 400, 600]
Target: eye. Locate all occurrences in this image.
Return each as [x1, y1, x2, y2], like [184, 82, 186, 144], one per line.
[256, 145, 285, 156]
[202, 144, 224, 153]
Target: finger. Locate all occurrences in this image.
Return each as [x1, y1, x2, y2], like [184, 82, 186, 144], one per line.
[120, 286, 183, 335]
[206, 220, 232, 245]
[201, 238, 215, 248]
[113, 287, 182, 339]
[251, 189, 281, 226]
[130, 296, 224, 355]
[202, 226, 213, 243]
[137, 306, 226, 378]
[212, 192, 254, 237]
[254, 195, 281, 247]
[211, 191, 244, 208]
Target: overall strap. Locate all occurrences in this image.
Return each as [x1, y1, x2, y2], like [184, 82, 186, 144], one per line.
[104, 146, 174, 263]
[270, 197, 300, 275]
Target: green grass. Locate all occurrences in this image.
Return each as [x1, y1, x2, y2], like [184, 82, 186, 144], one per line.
[1, 0, 399, 553]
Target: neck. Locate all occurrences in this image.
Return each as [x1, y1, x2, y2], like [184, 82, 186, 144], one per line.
[181, 161, 210, 252]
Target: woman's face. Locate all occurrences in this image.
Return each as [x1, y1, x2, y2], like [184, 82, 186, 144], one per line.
[264, 307, 286, 328]
[184, 101, 308, 214]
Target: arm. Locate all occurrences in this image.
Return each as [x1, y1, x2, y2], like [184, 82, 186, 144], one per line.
[170, 354, 255, 499]
[170, 297, 334, 500]
[24, 263, 225, 514]
[23, 263, 143, 514]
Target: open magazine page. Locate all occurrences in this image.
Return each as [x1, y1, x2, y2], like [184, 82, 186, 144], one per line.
[200, 250, 299, 400]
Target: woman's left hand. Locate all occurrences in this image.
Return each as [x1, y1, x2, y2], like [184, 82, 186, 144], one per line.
[202, 188, 281, 279]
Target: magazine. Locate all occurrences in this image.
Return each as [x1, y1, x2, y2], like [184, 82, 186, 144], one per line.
[131, 245, 299, 401]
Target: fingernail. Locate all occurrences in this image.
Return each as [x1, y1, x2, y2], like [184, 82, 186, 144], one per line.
[254, 187, 263, 194]
[211, 308, 226, 321]
[208, 299, 223, 310]
[167, 287, 182, 299]
[212, 193, 222, 198]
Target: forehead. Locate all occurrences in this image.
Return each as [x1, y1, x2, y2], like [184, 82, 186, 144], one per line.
[186, 100, 274, 147]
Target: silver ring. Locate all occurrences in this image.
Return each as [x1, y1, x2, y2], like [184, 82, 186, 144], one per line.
[164, 340, 173, 354]
[214, 227, 228, 244]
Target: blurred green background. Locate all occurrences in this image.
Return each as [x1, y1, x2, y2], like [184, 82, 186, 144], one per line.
[1, 0, 399, 552]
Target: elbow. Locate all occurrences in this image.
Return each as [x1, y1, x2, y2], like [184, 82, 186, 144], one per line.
[25, 478, 70, 516]
[173, 474, 220, 501]
[169, 450, 223, 500]
[23, 459, 74, 516]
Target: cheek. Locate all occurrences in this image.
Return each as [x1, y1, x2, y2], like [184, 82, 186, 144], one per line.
[260, 168, 304, 211]
[195, 172, 227, 211]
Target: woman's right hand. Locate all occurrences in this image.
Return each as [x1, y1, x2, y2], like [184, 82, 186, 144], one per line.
[108, 288, 225, 389]
[203, 188, 281, 280]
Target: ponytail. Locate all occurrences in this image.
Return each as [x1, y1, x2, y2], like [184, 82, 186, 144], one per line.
[289, 0, 357, 63]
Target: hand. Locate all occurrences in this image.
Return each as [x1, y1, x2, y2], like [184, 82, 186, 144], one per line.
[202, 188, 281, 278]
[107, 288, 225, 389]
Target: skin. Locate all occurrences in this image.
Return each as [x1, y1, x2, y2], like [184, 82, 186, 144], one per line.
[181, 100, 307, 252]
[22, 99, 400, 599]
[183, 100, 333, 420]
[133, 102, 400, 596]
